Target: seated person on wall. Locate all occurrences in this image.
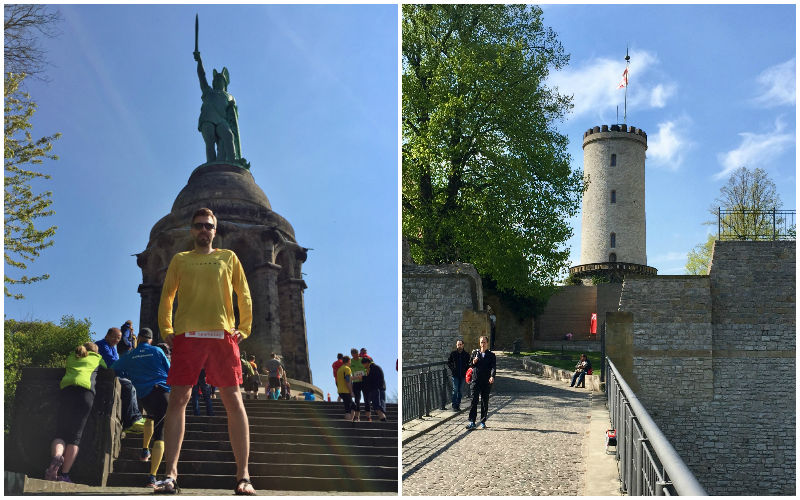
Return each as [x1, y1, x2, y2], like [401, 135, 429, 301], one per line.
[96, 327, 143, 430]
[44, 342, 108, 483]
[117, 320, 137, 357]
[570, 353, 592, 388]
[111, 328, 171, 487]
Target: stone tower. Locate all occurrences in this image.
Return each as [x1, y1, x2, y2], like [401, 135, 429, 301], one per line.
[570, 124, 657, 281]
[135, 161, 313, 382]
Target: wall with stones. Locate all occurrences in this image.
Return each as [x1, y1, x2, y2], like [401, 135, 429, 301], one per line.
[608, 241, 795, 495]
[402, 263, 487, 366]
[536, 283, 621, 341]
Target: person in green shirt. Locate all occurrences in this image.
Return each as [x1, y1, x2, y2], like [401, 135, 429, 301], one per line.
[44, 342, 107, 483]
[349, 348, 366, 421]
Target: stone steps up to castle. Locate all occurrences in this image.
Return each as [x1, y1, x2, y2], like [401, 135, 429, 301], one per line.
[106, 400, 398, 492]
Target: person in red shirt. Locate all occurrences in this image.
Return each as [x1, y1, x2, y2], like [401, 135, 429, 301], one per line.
[332, 353, 344, 384]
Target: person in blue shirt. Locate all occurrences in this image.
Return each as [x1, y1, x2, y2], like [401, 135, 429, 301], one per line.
[118, 320, 137, 356]
[112, 328, 170, 487]
[96, 328, 142, 429]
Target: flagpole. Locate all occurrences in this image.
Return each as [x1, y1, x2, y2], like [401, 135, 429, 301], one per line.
[624, 46, 630, 123]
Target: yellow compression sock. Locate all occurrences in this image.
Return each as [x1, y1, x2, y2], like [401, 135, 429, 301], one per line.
[142, 419, 154, 450]
[150, 440, 165, 476]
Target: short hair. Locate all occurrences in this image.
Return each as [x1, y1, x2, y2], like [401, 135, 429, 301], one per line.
[106, 327, 122, 339]
[271, 352, 278, 358]
[350, 348, 359, 355]
[248, 355, 255, 361]
[337, 353, 344, 359]
[192, 207, 217, 226]
[342, 355, 351, 363]
[361, 357, 372, 364]
[479, 336, 489, 344]
[456, 339, 464, 343]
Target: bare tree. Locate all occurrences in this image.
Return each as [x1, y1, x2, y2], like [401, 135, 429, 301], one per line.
[4, 4, 62, 79]
[711, 166, 783, 240]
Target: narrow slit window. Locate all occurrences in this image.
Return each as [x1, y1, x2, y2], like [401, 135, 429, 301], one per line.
[611, 190, 616, 203]
[609, 252, 617, 262]
[610, 232, 616, 248]
[610, 154, 617, 166]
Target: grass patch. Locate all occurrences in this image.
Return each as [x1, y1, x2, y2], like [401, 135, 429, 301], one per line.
[505, 349, 602, 373]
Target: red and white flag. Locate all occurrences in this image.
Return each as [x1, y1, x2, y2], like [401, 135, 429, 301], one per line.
[617, 67, 629, 89]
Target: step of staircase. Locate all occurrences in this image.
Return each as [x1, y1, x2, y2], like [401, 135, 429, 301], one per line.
[106, 401, 398, 493]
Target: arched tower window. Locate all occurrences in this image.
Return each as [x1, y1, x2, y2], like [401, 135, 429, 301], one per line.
[609, 252, 617, 262]
[610, 154, 617, 166]
[610, 190, 616, 203]
[610, 232, 616, 248]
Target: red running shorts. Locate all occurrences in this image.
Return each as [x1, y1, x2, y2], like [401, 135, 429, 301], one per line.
[166, 332, 242, 388]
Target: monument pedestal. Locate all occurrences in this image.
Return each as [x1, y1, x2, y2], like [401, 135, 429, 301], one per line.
[136, 162, 312, 382]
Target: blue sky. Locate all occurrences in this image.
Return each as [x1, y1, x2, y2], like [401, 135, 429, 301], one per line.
[4, 4, 399, 401]
[541, 4, 796, 274]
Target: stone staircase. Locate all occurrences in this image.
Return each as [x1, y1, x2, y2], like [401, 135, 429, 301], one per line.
[106, 399, 398, 493]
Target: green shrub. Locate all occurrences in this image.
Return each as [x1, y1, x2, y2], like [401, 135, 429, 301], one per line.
[4, 315, 93, 430]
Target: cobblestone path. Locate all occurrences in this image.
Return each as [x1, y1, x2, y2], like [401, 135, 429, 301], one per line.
[402, 355, 592, 496]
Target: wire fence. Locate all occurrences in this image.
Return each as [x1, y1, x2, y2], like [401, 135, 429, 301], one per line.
[717, 208, 796, 241]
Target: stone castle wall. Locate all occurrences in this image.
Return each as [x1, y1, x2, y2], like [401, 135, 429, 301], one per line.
[580, 125, 648, 266]
[608, 240, 795, 495]
[402, 263, 487, 365]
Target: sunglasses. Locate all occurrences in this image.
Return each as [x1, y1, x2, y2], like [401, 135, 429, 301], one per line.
[192, 222, 215, 231]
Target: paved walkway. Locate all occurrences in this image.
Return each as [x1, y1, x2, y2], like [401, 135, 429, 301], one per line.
[402, 355, 620, 496]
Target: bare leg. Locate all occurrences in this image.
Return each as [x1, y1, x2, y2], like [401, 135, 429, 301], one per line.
[50, 438, 65, 458]
[200, 122, 217, 162]
[219, 386, 250, 482]
[162, 385, 193, 479]
[61, 444, 80, 473]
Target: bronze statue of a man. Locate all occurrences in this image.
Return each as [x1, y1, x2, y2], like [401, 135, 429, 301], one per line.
[193, 50, 242, 163]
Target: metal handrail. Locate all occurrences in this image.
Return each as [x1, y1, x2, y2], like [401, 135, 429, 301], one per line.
[606, 357, 707, 496]
[402, 361, 450, 424]
[717, 208, 795, 241]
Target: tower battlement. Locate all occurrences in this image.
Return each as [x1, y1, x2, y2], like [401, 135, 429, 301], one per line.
[583, 124, 647, 148]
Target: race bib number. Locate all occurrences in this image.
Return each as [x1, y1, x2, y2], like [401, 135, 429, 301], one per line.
[184, 330, 225, 339]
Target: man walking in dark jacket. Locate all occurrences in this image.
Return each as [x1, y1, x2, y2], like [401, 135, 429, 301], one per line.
[447, 340, 470, 411]
[466, 336, 496, 430]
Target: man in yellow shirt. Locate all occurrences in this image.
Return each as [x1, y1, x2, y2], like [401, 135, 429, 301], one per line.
[154, 207, 256, 495]
[336, 356, 356, 421]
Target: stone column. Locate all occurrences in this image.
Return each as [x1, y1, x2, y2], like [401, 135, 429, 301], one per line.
[240, 262, 282, 364]
[278, 278, 311, 382]
[138, 283, 164, 341]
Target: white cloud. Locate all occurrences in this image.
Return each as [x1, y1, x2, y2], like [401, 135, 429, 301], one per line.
[649, 83, 676, 108]
[647, 119, 692, 170]
[547, 49, 675, 121]
[715, 118, 795, 179]
[752, 58, 796, 107]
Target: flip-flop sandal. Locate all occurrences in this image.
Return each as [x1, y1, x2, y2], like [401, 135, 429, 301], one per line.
[153, 476, 180, 494]
[235, 478, 257, 496]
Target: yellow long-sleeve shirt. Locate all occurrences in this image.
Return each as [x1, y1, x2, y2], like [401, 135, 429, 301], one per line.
[158, 248, 253, 338]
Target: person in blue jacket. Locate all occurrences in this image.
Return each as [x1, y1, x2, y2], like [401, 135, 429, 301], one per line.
[112, 328, 170, 487]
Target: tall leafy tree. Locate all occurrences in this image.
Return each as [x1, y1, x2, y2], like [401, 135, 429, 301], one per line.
[402, 4, 583, 301]
[686, 166, 784, 274]
[713, 166, 784, 240]
[4, 72, 60, 299]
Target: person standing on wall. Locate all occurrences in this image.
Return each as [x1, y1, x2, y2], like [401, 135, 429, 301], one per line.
[155, 207, 256, 495]
[466, 336, 496, 430]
